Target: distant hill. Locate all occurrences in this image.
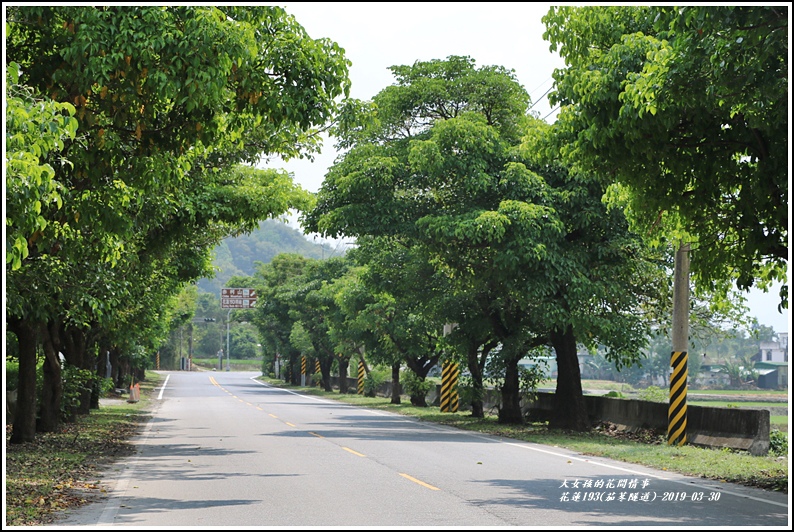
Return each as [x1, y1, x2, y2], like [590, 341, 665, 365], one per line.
[196, 219, 346, 295]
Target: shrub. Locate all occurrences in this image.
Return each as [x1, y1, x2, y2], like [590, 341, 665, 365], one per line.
[604, 390, 624, 398]
[769, 429, 788, 457]
[61, 364, 96, 421]
[401, 369, 432, 398]
[363, 366, 389, 397]
[638, 385, 668, 403]
[5, 361, 19, 390]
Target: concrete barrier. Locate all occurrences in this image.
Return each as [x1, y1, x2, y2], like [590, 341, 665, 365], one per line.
[523, 392, 770, 456]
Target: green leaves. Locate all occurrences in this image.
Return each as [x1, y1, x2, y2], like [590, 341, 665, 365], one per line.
[545, 6, 788, 306]
[5, 62, 78, 271]
[5, 6, 352, 379]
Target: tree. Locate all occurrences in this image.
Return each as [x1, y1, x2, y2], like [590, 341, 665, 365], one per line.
[5, 5, 350, 443]
[350, 240, 449, 407]
[306, 56, 664, 429]
[287, 256, 353, 392]
[542, 6, 788, 308]
[251, 254, 310, 385]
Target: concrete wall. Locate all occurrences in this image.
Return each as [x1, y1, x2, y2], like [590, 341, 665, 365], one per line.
[518, 391, 769, 456]
[436, 386, 770, 456]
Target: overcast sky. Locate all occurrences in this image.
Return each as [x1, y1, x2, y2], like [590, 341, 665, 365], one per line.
[263, 2, 789, 335]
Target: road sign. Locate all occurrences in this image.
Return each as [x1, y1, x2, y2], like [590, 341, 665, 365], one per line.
[221, 288, 258, 309]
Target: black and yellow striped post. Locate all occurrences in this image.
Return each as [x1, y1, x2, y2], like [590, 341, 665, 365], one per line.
[668, 350, 688, 446]
[357, 360, 365, 395]
[440, 361, 460, 413]
[156, 351, 160, 370]
[301, 355, 307, 386]
[315, 359, 321, 374]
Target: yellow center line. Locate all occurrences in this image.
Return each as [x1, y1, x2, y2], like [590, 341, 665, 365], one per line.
[399, 473, 440, 491]
[256, 406, 263, 410]
[268, 414, 278, 419]
[342, 447, 366, 457]
[309, 432, 324, 438]
[285, 422, 296, 427]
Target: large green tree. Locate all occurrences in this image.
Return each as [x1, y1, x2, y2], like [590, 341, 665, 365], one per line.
[542, 5, 788, 307]
[305, 56, 663, 429]
[250, 253, 310, 385]
[5, 5, 349, 442]
[287, 256, 353, 392]
[350, 239, 451, 406]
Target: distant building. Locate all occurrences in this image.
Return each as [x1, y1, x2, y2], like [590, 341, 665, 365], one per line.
[753, 332, 788, 363]
[698, 355, 731, 388]
[755, 362, 788, 390]
[751, 333, 788, 389]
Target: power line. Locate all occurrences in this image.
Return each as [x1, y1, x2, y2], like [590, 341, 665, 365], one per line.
[528, 76, 552, 98]
[529, 85, 554, 111]
[542, 104, 561, 122]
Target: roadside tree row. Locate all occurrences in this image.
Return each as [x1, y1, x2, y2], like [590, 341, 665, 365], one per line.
[5, 5, 350, 443]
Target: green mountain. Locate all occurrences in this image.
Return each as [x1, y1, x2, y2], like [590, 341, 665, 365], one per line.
[196, 219, 344, 294]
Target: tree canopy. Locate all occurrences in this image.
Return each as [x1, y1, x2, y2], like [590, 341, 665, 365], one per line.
[542, 5, 788, 307]
[5, 5, 350, 442]
[305, 56, 664, 429]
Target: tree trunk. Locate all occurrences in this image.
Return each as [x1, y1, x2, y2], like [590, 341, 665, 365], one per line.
[466, 342, 488, 418]
[8, 317, 39, 444]
[39, 322, 63, 432]
[62, 325, 91, 417]
[337, 355, 351, 394]
[91, 347, 111, 410]
[390, 363, 401, 404]
[498, 355, 524, 424]
[288, 354, 299, 385]
[320, 356, 333, 392]
[410, 390, 428, 407]
[405, 354, 439, 407]
[550, 326, 590, 431]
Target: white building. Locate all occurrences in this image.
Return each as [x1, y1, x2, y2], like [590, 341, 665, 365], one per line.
[754, 332, 788, 363]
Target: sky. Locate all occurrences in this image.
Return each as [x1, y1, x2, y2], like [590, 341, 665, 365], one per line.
[259, 3, 790, 335]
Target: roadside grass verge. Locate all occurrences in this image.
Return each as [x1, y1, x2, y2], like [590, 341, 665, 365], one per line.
[259, 377, 788, 494]
[683, 389, 789, 397]
[687, 401, 787, 408]
[770, 416, 788, 431]
[4, 371, 162, 526]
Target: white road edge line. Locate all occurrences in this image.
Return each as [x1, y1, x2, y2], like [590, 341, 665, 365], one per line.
[157, 373, 171, 400]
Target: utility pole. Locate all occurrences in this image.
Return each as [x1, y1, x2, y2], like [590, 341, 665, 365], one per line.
[187, 323, 193, 372]
[226, 308, 232, 371]
[668, 242, 690, 446]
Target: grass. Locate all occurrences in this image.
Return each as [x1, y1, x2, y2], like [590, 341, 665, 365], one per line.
[688, 400, 787, 408]
[684, 389, 789, 396]
[4, 371, 788, 526]
[770, 416, 788, 431]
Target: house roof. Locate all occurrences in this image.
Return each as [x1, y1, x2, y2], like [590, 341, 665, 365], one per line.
[754, 361, 789, 369]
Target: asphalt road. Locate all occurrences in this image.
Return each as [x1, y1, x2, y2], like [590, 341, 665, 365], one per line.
[54, 371, 790, 528]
